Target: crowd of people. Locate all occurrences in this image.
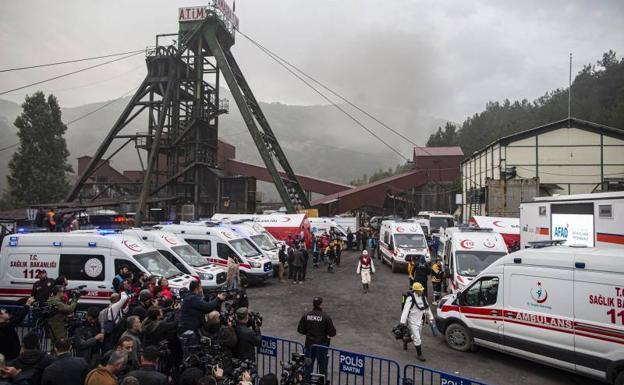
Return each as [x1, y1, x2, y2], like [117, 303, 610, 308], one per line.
[0, 268, 275, 385]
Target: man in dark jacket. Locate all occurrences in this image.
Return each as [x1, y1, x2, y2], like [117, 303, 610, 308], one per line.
[233, 308, 261, 363]
[143, 306, 177, 348]
[73, 307, 104, 369]
[297, 297, 336, 378]
[200, 311, 237, 374]
[178, 281, 225, 337]
[31, 271, 55, 304]
[290, 246, 304, 284]
[8, 332, 55, 385]
[124, 346, 168, 385]
[129, 290, 153, 322]
[41, 339, 88, 385]
[0, 297, 35, 361]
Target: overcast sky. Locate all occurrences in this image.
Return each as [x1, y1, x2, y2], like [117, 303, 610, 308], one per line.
[1, 0, 623, 123]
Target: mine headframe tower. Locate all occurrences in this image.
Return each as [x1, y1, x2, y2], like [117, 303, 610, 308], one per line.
[65, 2, 310, 224]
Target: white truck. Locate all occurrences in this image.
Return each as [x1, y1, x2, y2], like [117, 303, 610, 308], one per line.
[520, 191, 624, 249]
[417, 211, 455, 233]
[436, 245, 624, 385]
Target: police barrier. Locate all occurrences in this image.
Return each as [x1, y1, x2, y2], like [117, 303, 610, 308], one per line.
[256, 335, 305, 378]
[403, 364, 490, 385]
[310, 344, 401, 385]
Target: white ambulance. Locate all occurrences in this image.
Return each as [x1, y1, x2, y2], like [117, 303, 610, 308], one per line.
[417, 211, 455, 233]
[438, 227, 508, 293]
[308, 217, 348, 240]
[435, 245, 624, 385]
[520, 191, 624, 249]
[154, 224, 273, 286]
[0, 231, 194, 306]
[121, 228, 227, 290]
[220, 222, 280, 269]
[378, 221, 430, 273]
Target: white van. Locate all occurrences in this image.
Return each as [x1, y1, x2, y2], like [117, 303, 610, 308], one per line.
[220, 222, 280, 268]
[436, 245, 624, 385]
[308, 218, 348, 240]
[418, 211, 455, 233]
[0, 231, 194, 306]
[378, 221, 430, 273]
[121, 228, 227, 291]
[438, 227, 508, 293]
[409, 218, 431, 238]
[154, 224, 273, 286]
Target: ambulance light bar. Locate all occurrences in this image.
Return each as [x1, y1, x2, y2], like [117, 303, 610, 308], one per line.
[527, 240, 565, 249]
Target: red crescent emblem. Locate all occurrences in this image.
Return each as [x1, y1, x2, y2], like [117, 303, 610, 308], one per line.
[493, 220, 505, 228]
[396, 226, 404, 233]
[221, 231, 233, 239]
[162, 235, 177, 245]
[122, 240, 142, 252]
[536, 291, 548, 303]
[459, 239, 474, 249]
[282, 217, 291, 222]
[483, 239, 496, 248]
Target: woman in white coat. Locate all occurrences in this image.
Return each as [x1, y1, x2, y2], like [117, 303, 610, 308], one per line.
[400, 282, 434, 361]
[356, 250, 375, 293]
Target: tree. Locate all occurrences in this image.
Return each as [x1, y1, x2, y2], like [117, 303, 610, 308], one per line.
[3, 92, 73, 207]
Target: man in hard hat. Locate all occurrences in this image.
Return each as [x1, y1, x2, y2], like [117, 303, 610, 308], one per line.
[400, 282, 434, 361]
[356, 250, 375, 293]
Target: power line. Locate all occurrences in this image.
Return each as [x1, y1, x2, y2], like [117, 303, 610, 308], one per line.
[235, 28, 435, 158]
[0, 49, 144, 73]
[0, 83, 141, 153]
[234, 30, 409, 161]
[0, 51, 143, 96]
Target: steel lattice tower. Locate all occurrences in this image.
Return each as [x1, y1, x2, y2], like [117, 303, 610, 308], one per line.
[66, 3, 310, 223]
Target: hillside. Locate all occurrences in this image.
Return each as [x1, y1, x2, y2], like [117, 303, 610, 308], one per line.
[0, 93, 446, 198]
[426, 51, 624, 156]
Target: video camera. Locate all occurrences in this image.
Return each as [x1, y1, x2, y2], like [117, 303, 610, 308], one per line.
[66, 285, 88, 300]
[247, 311, 263, 331]
[31, 302, 57, 318]
[180, 332, 224, 374]
[280, 352, 310, 385]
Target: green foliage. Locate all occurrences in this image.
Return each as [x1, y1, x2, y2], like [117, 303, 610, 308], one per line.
[2, 92, 73, 208]
[426, 122, 459, 147]
[426, 50, 624, 156]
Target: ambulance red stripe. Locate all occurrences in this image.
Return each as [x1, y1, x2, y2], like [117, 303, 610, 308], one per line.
[596, 232, 624, 245]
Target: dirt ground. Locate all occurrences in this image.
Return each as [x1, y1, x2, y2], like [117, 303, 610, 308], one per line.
[246, 249, 600, 385]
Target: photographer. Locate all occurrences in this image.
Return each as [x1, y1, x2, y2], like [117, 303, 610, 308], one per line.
[124, 346, 168, 385]
[178, 281, 226, 337]
[0, 297, 35, 361]
[46, 285, 77, 343]
[99, 291, 129, 352]
[199, 311, 237, 374]
[233, 308, 261, 363]
[74, 307, 104, 369]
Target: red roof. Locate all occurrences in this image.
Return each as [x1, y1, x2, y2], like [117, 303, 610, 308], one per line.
[413, 146, 463, 157]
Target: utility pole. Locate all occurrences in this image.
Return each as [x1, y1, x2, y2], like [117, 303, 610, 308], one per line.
[568, 52, 572, 125]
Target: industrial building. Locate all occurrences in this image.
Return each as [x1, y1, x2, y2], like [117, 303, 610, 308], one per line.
[461, 117, 624, 220]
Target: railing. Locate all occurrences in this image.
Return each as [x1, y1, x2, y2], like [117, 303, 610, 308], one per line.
[256, 335, 305, 378]
[403, 364, 490, 385]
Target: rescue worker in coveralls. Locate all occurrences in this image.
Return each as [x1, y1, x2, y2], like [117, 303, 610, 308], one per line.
[297, 297, 336, 379]
[400, 282, 434, 362]
[356, 250, 375, 293]
[430, 258, 445, 305]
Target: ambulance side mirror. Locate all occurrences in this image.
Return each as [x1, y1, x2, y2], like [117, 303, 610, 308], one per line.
[389, 244, 394, 251]
[456, 292, 465, 306]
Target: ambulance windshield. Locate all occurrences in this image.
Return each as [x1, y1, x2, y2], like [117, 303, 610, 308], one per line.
[229, 239, 262, 258]
[133, 251, 181, 278]
[171, 245, 209, 267]
[430, 217, 454, 231]
[250, 234, 277, 251]
[394, 234, 427, 249]
[456, 251, 506, 277]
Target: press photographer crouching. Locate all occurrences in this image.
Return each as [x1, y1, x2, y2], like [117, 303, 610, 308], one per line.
[200, 311, 237, 374]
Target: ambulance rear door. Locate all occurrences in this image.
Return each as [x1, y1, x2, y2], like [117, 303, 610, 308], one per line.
[59, 243, 111, 301]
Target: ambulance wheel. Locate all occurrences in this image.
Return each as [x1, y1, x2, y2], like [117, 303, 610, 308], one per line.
[240, 273, 249, 288]
[615, 370, 624, 385]
[445, 323, 473, 352]
[391, 260, 399, 273]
